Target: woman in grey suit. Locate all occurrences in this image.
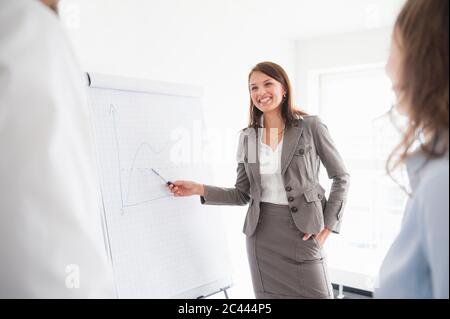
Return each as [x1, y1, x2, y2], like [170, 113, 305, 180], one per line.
[168, 62, 350, 299]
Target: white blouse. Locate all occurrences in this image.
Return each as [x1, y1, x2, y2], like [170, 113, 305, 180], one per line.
[259, 131, 289, 205]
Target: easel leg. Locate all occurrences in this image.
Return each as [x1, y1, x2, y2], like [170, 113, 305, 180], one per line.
[337, 284, 345, 299]
[221, 288, 229, 299]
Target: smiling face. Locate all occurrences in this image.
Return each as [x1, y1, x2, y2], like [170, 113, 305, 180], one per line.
[249, 71, 286, 115]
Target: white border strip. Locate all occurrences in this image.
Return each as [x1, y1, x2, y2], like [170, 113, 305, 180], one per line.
[86, 73, 203, 98]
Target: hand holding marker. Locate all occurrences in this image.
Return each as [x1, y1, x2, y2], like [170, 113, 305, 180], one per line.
[151, 168, 174, 187]
[152, 168, 205, 198]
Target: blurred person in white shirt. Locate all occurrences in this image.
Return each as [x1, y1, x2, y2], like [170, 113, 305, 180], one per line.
[0, 0, 115, 298]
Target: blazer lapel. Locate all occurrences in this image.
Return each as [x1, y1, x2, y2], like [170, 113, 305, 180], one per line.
[246, 122, 303, 186]
[246, 128, 261, 188]
[281, 123, 304, 175]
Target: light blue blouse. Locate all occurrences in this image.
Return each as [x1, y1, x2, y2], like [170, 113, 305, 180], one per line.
[375, 148, 449, 299]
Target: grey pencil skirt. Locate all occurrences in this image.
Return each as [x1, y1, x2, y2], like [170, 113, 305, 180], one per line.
[246, 202, 333, 299]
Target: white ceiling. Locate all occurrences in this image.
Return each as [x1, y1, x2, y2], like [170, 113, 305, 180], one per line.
[240, 0, 407, 39]
[61, 0, 406, 40]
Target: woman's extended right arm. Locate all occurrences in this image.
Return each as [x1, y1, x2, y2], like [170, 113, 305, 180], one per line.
[167, 132, 251, 206]
[168, 162, 251, 206]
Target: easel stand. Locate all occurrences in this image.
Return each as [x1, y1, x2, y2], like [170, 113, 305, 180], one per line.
[197, 286, 230, 299]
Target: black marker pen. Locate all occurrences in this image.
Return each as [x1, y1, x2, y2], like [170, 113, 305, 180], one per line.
[151, 168, 173, 186]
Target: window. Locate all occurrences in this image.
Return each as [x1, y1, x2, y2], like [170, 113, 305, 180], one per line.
[313, 66, 409, 292]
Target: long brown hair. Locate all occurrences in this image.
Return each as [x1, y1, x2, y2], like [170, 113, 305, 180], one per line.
[247, 62, 307, 129]
[387, 0, 449, 176]
[40, 0, 59, 13]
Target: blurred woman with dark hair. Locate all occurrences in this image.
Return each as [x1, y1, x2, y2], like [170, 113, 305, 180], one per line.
[376, 0, 449, 299]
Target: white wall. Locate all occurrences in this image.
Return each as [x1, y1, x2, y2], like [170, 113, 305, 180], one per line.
[295, 27, 394, 113]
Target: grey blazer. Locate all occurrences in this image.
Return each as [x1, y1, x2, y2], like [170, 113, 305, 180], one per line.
[200, 116, 350, 237]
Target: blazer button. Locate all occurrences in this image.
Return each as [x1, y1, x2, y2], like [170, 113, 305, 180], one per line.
[299, 149, 305, 155]
[291, 207, 298, 213]
[288, 197, 294, 202]
[286, 186, 292, 192]
[318, 194, 323, 200]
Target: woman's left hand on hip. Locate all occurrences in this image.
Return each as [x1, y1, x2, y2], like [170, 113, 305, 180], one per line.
[303, 228, 332, 246]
